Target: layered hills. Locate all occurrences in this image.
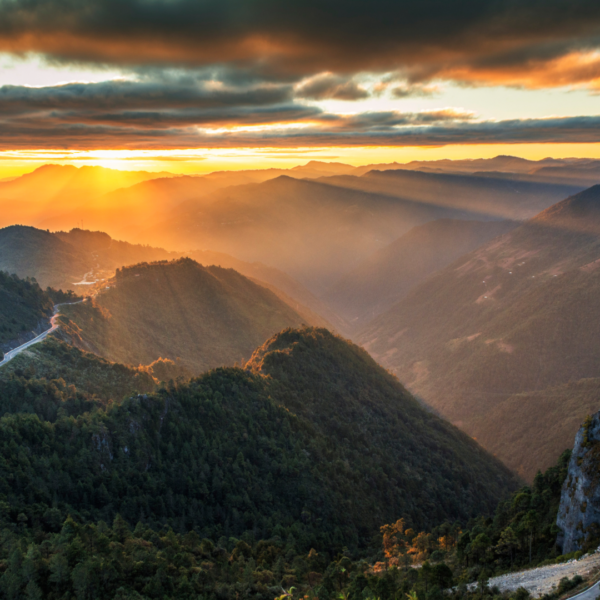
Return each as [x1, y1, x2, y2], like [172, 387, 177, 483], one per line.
[0, 326, 519, 552]
[0, 164, 169, 229]
[139, 171, 576, 292]
[0, 161, 357, 239]
[358, 185, 600, 480]
[59, 258, 310, 372]
[325, 219, 518, 327]
[317, 169, 581, 221]
[379, 155, 600, 188]
[0, 225, 341, 330]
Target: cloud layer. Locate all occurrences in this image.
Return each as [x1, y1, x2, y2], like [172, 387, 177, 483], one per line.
[1, 1, 600, 150]
[1, 0, 600, 87]
[0, 77, 599, 149]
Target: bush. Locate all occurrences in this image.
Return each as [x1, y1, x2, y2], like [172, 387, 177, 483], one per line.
[512, 587, 531, 600]
[557, 575, 584, 595]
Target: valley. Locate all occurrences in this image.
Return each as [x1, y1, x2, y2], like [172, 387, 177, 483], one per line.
[1, 156, 600, 600]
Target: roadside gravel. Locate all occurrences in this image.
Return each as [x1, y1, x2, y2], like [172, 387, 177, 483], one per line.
[484, 553, 600, 597]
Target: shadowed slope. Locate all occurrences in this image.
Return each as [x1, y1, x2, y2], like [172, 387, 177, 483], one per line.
[0, 270, 54, 351]
[0, 326, 519, 552]
[358, 185, 600, 480]
[325, 219, 518, 327]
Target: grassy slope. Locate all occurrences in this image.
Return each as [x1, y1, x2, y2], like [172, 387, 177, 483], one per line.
[60, 258, 308, 372]
[358, 185, 600, 480]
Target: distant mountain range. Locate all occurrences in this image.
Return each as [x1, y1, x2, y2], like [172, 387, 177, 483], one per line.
[0, 159, 590, 296]
[358, 184, 600, 480]
[137, 171, 579, 292]
[0, 164, 170, 230]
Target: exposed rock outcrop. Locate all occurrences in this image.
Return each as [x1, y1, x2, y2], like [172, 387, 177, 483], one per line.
[557, 411, 600, 553]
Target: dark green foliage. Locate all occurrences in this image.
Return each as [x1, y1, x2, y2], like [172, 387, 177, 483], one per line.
[430, 450, 571, 574]
[0, 517, 388, 600]
[0, 337, 158, 401]
[0, 327, 518, 557]
[557, 575, 583, 595]
[45, 287, 83, 305]
[0, 271, 53, 345]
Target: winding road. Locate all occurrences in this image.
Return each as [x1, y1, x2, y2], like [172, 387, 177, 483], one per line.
[0, 300, 83, 368]
[569, 578, 600, 600]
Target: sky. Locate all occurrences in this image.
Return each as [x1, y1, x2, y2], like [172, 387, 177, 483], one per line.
[1, 0, 600, 177]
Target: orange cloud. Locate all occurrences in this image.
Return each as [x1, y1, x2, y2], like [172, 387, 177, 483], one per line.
[439, 50, 600, 91]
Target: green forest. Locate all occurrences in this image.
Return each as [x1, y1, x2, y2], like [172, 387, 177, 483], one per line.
[0, 271, 54, 347]
[0, 450, 577, 600]
[0, 326, 582, 600]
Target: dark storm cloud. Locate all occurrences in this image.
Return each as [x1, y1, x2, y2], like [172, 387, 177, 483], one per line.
[0, 0, 599, 86]
[0, 78, 293, 113]
[0, 81, 599, 151]
[295, 74, 369, 101]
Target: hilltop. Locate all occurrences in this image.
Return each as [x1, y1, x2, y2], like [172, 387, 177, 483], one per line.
[59, 258, 310, 372]
[358, 185, 600, 480]
[0, 326, 519, 553]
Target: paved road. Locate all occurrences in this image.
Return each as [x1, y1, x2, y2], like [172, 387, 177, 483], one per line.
[0, 300, 83, 368]
[568, 578, 600, 600]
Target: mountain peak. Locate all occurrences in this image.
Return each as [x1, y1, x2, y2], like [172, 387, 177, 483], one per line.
[534, 184, 600, 234]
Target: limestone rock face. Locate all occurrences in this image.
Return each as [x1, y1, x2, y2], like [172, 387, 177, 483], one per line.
[557, 411, 600, 553]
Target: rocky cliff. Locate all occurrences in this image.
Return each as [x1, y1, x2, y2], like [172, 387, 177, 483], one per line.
[557, 411, 600, 553]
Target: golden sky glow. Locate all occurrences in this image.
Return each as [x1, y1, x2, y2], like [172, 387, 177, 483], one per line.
[2, 143, 600, 180]
[1, 1, 600, 178]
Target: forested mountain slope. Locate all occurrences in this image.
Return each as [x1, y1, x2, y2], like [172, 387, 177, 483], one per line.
[0, 327, 519, 556]
[0, 225, 341, 330]
[0, 226, 92, 291]
[0, 336, 191, 404]
[59, 258, 309, 372]
[325, 219, 518, 327]
[0, 225, 177, 290]
[0, 271, 54, 352]
[358, 185, 600, 480]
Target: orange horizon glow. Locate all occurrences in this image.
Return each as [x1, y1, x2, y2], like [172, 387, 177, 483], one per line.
[2, 143, 600, 180]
